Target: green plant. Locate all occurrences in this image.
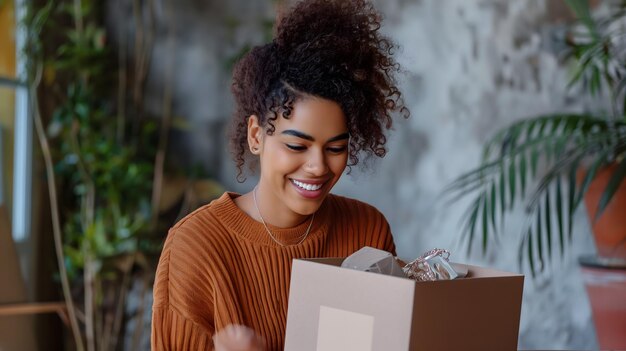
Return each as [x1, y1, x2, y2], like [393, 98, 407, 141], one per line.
[25, 0, 169, 350]
[445, 0, 626, 276]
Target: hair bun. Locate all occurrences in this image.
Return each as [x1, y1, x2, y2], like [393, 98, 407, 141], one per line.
[275, 0, 385, 80]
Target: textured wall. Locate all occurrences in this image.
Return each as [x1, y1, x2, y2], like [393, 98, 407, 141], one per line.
[114, 0, 604, 349]
[338, 1, 599, 349]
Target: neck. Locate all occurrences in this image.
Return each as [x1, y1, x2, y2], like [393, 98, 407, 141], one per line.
[253, 184, 310, 228]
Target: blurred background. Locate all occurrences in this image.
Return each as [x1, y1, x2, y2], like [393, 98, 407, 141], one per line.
[2, 0, 625, 350]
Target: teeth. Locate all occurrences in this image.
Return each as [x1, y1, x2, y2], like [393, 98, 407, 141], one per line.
[292, 179, 323, 191]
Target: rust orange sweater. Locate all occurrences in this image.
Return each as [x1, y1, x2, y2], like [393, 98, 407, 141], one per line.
[151, 192, 396, 350]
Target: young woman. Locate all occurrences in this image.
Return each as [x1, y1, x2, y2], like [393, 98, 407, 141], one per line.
[151, 0, 407, 350]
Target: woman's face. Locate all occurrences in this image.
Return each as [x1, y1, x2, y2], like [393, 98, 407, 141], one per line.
[250, 96, 349, 224]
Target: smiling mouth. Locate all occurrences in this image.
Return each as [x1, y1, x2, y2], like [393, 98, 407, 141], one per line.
[290, 179, 325, 191]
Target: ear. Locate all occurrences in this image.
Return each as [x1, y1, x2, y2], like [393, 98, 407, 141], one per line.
[247, 115, 263, 154]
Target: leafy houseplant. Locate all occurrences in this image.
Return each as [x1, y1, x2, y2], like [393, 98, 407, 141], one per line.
[446, 0, 626, 275]
[24, 0, 175, 349]
[24, 0, 227, 348]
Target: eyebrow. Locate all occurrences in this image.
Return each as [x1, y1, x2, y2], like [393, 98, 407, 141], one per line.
[281, 129, 350, 143]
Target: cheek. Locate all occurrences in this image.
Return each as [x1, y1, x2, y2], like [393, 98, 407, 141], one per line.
[271, 148, 304, 173]
[261, 147, 285, 177]
[330, 154, 349, 177]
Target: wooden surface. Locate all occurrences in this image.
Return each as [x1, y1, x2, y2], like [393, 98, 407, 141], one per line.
[0, 301, 68, 325]
[0, 204, 37, 350]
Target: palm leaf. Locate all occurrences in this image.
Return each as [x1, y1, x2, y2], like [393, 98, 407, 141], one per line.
[446, 0, 626, 274]
[527, 230, 536, 278]
[447, 115, 625, 275]
[535, 203, 544, 272]
[567, 162, 578, 242]
[508, 157, 517, 209]
[576, 152, 609, 206]
[565, 0, 600, 41]
[555, 176, 565, 257]
[545, 187, 553, 261]
[446, 115, 616, 196]
[463, 195, 482, 257]
[490, 180, 497, 233]
[499, 161, 506, 222]
[482, 194, 489, 254]
[595, 157, 626, 221]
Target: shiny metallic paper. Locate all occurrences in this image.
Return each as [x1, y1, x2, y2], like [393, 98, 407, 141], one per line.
[403, 248, 462, 281]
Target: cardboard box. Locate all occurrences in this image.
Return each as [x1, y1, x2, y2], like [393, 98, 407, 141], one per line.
[284, 257, 524, 351]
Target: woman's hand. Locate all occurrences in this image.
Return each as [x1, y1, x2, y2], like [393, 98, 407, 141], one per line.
[213, 324, 266, 351]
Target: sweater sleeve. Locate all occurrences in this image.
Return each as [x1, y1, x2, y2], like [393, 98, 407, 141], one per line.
[151, 305, 214, 350]
[151, 227, 217, 350]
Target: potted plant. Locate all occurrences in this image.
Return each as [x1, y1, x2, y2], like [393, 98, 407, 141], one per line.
[445, 0, 626, 348]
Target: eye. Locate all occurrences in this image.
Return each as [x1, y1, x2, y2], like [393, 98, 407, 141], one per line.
[285, 144, 306, 151]
[327, 146, 347, 154]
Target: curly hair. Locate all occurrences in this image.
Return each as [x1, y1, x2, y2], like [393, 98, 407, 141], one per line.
[229, 0, 408, 180]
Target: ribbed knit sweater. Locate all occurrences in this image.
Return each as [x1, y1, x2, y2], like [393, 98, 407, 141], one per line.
[151, 192, 396, 351]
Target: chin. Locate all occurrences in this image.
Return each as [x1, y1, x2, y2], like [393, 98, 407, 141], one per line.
[290, 196, 326, 216]
[291, 201, 320, 216]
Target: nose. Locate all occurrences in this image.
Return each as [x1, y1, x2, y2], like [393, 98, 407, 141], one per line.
[304, 150, 328, 176]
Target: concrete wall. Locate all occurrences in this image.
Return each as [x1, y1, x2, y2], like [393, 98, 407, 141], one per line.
[111, 0, 603, 349]
[344, 2, 599, 349]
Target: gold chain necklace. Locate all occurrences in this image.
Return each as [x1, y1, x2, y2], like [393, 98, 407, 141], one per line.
[253, 186, 315, 246]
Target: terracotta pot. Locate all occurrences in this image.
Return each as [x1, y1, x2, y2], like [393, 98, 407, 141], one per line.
[580, 258, 626, 350]
[581, 163, 626, 259]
